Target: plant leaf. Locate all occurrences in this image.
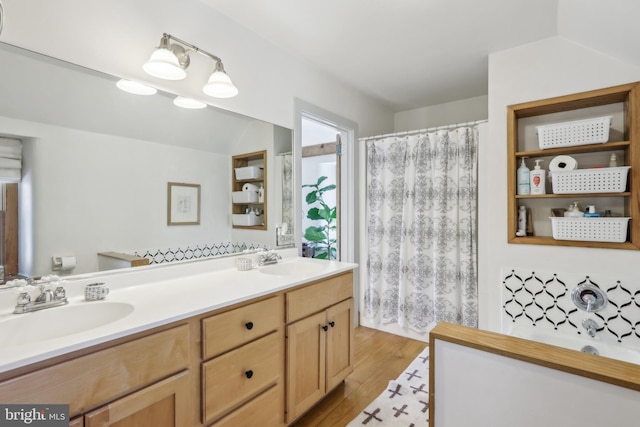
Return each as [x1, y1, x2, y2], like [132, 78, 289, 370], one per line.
[316, 205, 332, 221]
[306, 207, 323, 220]
[319, 184, 336, 193]
[304, 227, 326, 241]
[316, 176, 328, 186]
[305, 191, 318, 204]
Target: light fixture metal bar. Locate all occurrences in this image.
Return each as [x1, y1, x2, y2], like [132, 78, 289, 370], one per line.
[163, 33, 222, 64]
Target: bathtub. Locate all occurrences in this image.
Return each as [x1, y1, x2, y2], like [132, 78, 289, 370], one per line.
[510, 329, 640, 365]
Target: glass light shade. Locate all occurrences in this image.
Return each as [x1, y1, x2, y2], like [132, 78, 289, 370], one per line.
[116, 79, 157, 96]
[143, 48, 187, 80]
[202, 70, 238, 98]
[173, 96, 207, 109]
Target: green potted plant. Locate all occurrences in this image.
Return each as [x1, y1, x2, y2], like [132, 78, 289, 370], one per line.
[303, 176, 336, 260]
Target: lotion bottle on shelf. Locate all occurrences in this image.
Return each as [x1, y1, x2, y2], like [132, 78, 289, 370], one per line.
[516, 206, 527, 236]
[258, 184, 264, 203]
[517, 157, 530, 195]
[530, 159, 546, 195]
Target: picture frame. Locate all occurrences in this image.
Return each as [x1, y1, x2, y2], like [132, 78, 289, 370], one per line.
[167, 182, 201, 225]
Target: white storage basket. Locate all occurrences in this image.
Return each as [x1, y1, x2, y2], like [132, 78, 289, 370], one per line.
[550, 166, 630, 194]
[536, 115, 612, 149]
[550, 217, 630, 242]
[232, 190, 258, 203]
[234, 166, 263, 180]
[232, 213, 262, 226]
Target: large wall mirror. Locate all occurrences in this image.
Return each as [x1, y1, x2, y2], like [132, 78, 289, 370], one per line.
[0, 42, 293, 283]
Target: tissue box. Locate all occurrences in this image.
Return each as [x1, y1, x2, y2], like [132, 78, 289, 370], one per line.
[232, 191, 259, 203]
[235, 166, 263, 180]
[232, 213, 262, 226]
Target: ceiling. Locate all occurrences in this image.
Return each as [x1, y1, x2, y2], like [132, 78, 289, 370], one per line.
[201, 0, 559, 111]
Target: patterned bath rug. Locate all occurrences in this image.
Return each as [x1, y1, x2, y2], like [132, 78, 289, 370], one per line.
[347, 346, 430, 426]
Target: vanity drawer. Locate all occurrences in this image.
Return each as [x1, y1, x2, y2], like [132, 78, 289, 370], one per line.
[202, 330, 284, 424]
[0, 325, 189, 417]
[286, 272, 353, 323]
[211, 384, 284, 427]
[202, 295, 283, 359]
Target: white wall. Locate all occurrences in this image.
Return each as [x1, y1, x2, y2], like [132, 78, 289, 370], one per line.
[393, 95, 488, 132]
[480, 36, 640, 330]
[0, 0, 394, 137]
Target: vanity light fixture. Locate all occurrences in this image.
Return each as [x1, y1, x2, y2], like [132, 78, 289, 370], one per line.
[116, 79, 158, 96]
[173, 96, 207, 109]
[143, 33, 238, 98]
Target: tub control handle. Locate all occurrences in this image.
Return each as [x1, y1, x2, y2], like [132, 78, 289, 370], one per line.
[571, 284, 607, 312]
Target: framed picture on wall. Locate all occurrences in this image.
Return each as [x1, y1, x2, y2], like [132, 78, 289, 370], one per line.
[167, 182, 201, 225]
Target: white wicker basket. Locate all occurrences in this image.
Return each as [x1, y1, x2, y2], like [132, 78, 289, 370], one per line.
[550, 217, 630, 242]
[550, 166, 630, 194]
[536, 115, 612, 149]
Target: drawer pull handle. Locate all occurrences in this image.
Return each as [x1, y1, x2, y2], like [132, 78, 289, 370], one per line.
[322, 325, 329, 332]
[329, 321, 335, 328]
[245, 321, 254, 330]
[245, 370, 254, 379]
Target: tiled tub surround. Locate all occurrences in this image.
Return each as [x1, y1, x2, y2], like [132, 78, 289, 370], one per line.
[501, 268, 640, 361]
[0, 249, 356, 373]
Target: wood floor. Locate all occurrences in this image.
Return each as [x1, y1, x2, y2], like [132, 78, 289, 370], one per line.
[292, 326, 427, 427]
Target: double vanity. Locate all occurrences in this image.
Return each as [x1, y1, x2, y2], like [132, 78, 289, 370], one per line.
[0, 250, 357, 426]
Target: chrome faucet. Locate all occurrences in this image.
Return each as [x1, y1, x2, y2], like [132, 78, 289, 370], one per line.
[258, 250, 282, 266]
[14, 283, 68, 314]
[582, 318, 600, 337]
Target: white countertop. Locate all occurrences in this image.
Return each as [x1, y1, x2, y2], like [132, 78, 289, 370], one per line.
[0, 251, 357, 374]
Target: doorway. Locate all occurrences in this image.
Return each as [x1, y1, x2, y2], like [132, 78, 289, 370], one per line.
[293, 99, 357, 265]
[294, 99, 358, 326]
[300, 117, 342, 260]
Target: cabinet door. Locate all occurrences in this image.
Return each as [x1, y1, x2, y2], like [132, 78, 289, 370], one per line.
[286, 310, 326, 423]
[84, 371, 189, 427]
[326, 298, 354, 390]
[69, 416, 84, 427]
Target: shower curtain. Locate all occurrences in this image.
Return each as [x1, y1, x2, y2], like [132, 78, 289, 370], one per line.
[275, 152, 294, 245]
[363, 125, 479, 332]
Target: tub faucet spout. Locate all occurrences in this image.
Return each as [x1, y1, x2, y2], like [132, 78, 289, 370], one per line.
[582, 318, 599, 337]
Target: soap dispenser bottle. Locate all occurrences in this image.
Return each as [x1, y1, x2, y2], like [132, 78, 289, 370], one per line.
[517, 157, 530, 195]
[530, 159, 546, 195]
[566, 201, 584, 218]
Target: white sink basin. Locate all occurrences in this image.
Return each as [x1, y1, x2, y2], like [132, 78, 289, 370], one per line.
[0, 301, 134, 347]
[260, 261, 325, 276]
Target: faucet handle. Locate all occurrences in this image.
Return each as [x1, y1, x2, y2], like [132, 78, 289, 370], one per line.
[54, 286, 66, 300]
[16, 292, 31, 306]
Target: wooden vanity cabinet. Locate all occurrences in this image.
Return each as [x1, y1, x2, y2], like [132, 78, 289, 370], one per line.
[0, 269, 355, 427]
[285, 272, 354, 423]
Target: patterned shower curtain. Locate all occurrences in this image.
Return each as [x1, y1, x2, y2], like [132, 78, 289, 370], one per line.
[276, 153, 294, 245]
[363, 126, 478, 332]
